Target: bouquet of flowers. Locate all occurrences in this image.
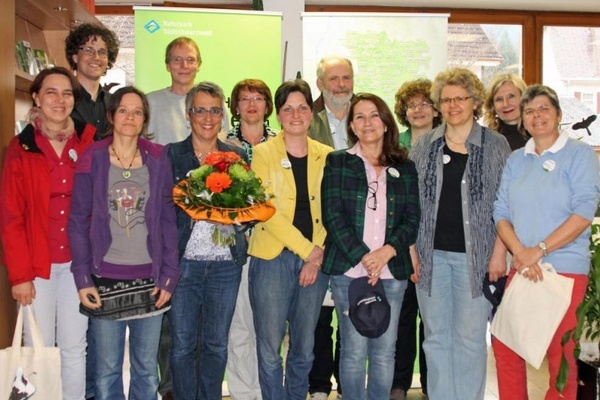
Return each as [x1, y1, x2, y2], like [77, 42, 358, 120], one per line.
[172, 151, 275, 243]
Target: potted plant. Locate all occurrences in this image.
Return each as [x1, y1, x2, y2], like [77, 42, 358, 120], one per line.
[557, 223, 600, 393]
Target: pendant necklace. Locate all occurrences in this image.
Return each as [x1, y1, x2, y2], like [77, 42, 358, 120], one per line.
[112, 145, 137, 179]
[195, 148, 217, 165]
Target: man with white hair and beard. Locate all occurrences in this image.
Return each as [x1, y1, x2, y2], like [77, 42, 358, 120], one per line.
[309, 57, 355, 150]
[308, 56, 355, 400]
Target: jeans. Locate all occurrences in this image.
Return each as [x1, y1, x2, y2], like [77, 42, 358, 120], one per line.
[226, 260, 262, 400]
[169, 258, 242, 400]
[27, 262, 88, 400]
[331, 274, 406, 400]
[249, 250, 329, 400]
[416, 250, 490, 400]
[91, 314, 163, 400]
[86, 324, 96, 399]
[392, 279, 427, 393]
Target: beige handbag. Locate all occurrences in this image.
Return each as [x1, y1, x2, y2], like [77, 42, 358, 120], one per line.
[490, 263, 574, 369]
[0, 305, 62, 399]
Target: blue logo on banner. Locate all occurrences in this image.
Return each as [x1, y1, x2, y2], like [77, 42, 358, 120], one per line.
[144, 20, 160, 34]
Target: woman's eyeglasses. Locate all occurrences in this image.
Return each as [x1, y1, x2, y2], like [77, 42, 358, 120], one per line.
[406, 102, 433, 111]
[367, 181, 378, 211]
[188, 107, 224, 117]
[439, 96, 472, 106]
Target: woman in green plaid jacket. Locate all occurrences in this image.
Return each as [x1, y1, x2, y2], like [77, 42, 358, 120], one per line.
[321, 92, 421, 399]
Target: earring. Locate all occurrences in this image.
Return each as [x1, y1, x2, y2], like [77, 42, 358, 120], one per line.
[185, 120, 191, 129]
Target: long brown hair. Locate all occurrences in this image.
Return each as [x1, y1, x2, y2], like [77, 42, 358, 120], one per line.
[347, 93, 408, 166]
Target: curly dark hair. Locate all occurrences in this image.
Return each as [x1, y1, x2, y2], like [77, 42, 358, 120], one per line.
[65, 23, 120, 70]
[347, 93, 408, 166]
[394, 78, 441, 129]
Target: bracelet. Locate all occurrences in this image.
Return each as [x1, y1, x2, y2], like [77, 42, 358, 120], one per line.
[310, 260, 321, 269]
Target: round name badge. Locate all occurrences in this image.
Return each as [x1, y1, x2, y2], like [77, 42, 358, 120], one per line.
[388, 167, 400, 178]
[68, 149, 78, 162]
[543, 159, 556, 172]
[443, 154, 451, 164]
[281, 159, 291, 169]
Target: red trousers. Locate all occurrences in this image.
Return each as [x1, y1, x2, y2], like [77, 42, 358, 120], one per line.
[492, 271, 588, 400]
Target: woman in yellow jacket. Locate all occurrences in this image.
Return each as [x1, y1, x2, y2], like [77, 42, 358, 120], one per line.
[248, 79, 332, 400]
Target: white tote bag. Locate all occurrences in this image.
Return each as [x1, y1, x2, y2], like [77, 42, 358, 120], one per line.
[490, 263, 574, 369]
[0, 305, 62, 399]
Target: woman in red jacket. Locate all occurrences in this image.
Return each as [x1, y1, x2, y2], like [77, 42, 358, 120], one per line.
[0, 66, 96, 400]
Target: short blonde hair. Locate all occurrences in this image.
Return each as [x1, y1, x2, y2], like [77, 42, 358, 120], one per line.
[431, 68, 486, 119]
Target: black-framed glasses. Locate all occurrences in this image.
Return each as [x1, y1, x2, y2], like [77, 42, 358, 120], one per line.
[188, 107, 224, 117]
[78, 45, 108, 59]
[367, 181, 378, 211]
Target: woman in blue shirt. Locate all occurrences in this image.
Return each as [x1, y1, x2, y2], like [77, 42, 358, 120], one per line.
[493, 85, 600, 400]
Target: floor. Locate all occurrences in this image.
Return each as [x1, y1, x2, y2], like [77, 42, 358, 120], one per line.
[220, 345, 551, 399]
[125, 336, 550, 400]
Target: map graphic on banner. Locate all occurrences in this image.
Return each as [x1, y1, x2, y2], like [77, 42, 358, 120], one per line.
[134, 7, 282, 126]
[302, 13, 448, 119]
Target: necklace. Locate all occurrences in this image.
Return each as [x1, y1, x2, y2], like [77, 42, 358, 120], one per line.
[195, 148, 217, 164]
[444, 133, 467, 146]
[111, 145, 137, 179]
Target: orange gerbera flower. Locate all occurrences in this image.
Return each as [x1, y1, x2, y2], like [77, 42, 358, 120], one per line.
[206, 172, 232, 193]
[204, 152, 241, 171]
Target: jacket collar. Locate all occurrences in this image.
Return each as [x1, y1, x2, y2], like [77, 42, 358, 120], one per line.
[18, 119, 90, 154]
[429, 121, 484, 148]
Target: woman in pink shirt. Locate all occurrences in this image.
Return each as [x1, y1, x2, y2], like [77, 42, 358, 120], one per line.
[320, 93, 420, 400]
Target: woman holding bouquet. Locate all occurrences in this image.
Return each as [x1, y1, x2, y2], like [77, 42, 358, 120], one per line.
[248, 79, 333, 400]
[0, 66, 95, 400]
[68, 86, 180, 400]
[167, 81, 248, 400]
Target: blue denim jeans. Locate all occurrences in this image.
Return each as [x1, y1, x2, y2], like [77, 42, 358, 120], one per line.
[416, 250, 491, 400]
[90, 314, 162, 400]
[249, 250, 329, 400]
[330, 274, 406, 400]
[169, 258, 242, 400]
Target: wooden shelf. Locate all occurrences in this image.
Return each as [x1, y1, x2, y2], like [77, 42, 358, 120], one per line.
[16, 0, 97, 31]
[15, 69, 34, 92]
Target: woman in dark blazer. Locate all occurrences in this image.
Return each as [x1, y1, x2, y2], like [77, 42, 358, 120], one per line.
[321, 92, 420, 400]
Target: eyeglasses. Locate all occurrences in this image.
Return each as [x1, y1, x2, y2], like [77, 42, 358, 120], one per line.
[493, 93, 518, 104]
[169, 56, 198, 65]
[523, 104, 553, 117]
[439, 96, 472, 106]
[367, 181, 378, 211]
[406, 102, 433, 111]
[188, 107, 224, 117]
[79, 46, 108, 59]
[280, 105, 312, 115]
[239, 97, 266, 104]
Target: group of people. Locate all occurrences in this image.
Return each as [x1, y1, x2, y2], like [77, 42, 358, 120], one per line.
[1, 21, 599, 400]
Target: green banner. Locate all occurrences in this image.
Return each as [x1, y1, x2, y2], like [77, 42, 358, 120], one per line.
[135, 7, 282, 123]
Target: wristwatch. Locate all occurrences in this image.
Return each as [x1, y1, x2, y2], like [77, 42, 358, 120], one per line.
[538, 241, 548, 257]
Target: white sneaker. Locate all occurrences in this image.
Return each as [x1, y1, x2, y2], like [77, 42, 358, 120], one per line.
[309, 393, 329, 400]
